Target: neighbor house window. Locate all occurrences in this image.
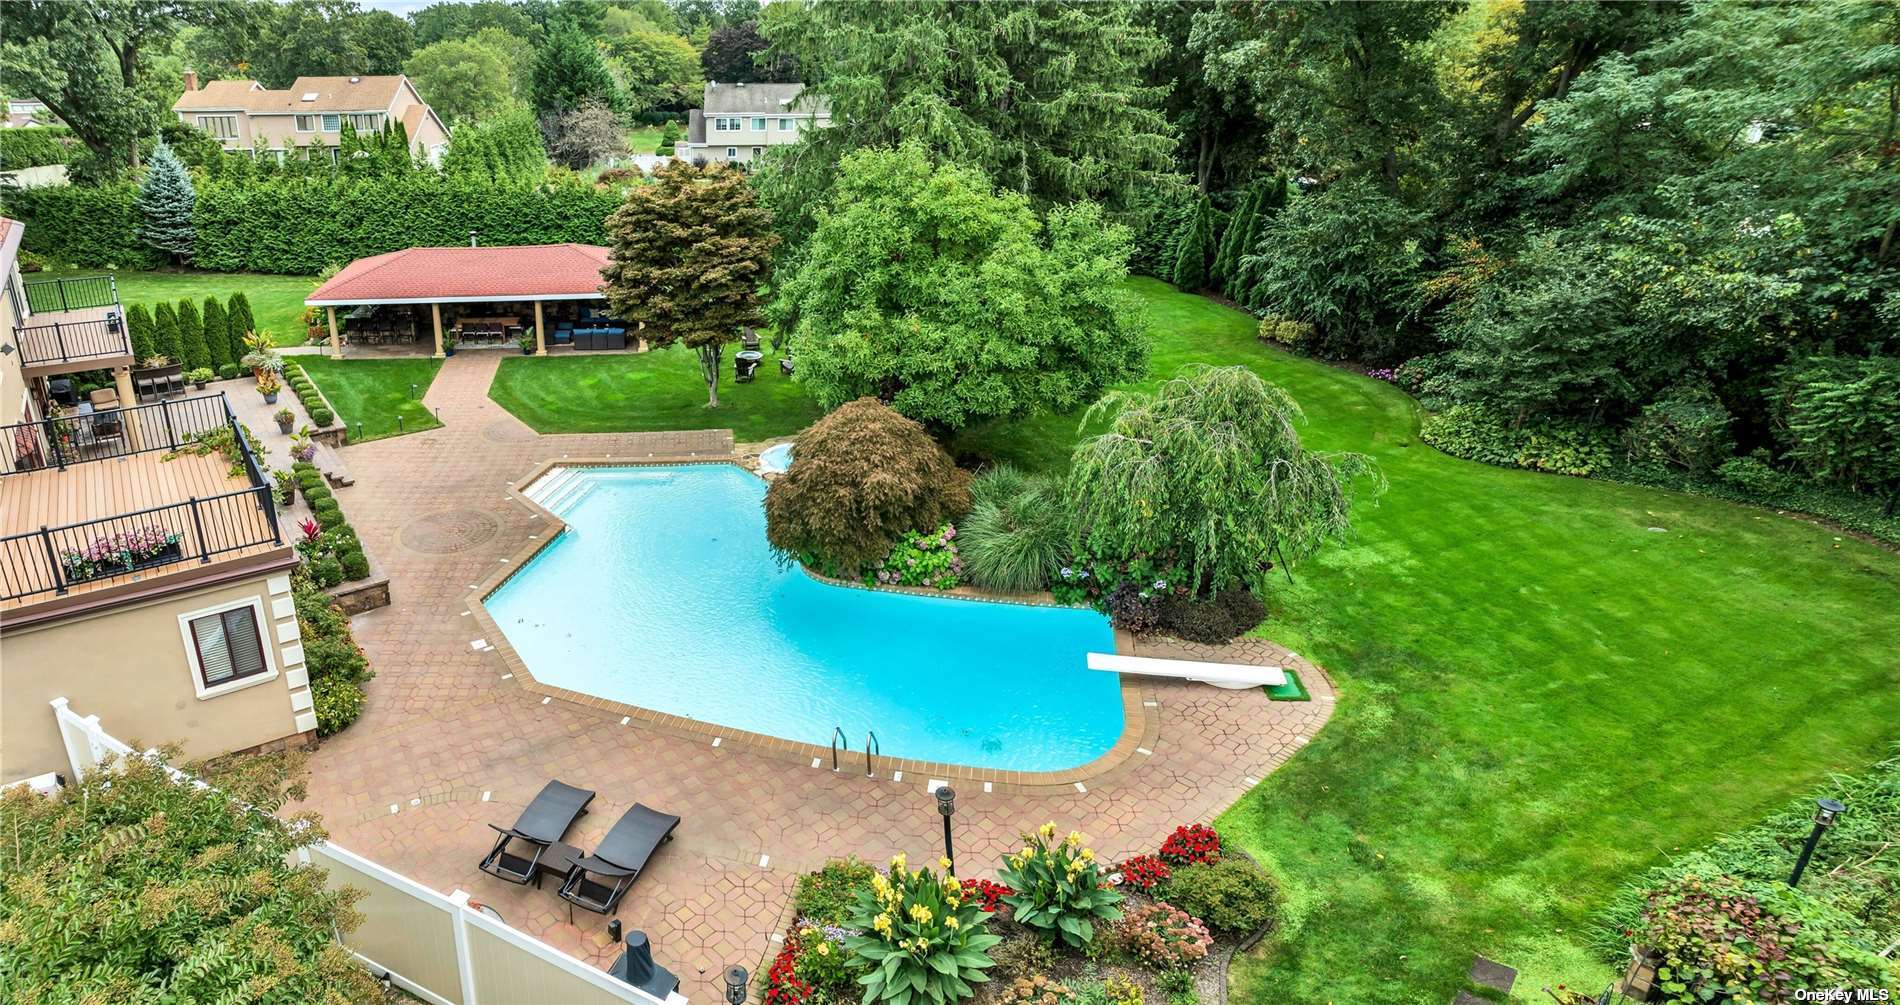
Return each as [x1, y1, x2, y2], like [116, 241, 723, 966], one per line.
[321, 112, 340, 131]
[347, 113, 382, 131]
[180, 599, 273, 697]
[725, 147, 737, 158]
[751, 117, 766, 130]
[778, 118, 793, 130]
[295, 114, 320, 132]
[752, 147, 762, 158]
[196, 115, 238, 139]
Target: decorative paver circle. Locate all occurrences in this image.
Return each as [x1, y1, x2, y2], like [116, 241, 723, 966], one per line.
[482, 417, 536, 443]
[399, 508, 500, 554]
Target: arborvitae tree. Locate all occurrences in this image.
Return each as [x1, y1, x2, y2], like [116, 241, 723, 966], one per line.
[201, 297, 231, 371]
[1213, 184, 1263, 290]
[176, 298, 209, 372]
[1230, 177, 1286, 300]
[227, 292, 256, 345]
[135, 140, 196, 264]
[601, 161, 779, 408]
[151, 301, 182, 364]
[1169, 195, 1217, 292]
[125, 303, 157, 363]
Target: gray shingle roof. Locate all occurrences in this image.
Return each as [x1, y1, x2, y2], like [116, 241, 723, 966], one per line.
[701, 82, 827, 116]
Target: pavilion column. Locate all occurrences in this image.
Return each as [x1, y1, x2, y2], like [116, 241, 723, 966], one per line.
[326, 307, 341, 359]
[533, 301, 546, 355]
[112, 366, 142, 449]
[431, 303, 445, 358]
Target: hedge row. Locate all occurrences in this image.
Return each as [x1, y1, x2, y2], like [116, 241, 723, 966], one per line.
[293, 461, 370, 584]
[3, 176, 622, 274]
[0, 126, 76, 171]
[281, 360, 335, 427]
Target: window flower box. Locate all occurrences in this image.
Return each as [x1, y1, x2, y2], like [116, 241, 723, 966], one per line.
[58, 526, 185, 583]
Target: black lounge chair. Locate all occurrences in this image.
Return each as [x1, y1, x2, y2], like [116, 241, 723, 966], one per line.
[558, 803, 680, 916]
[479, 779, 595, 885]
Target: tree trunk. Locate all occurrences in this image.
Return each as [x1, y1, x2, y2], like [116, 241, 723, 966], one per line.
[698, 344, 723, 407]
[1883, 484, 1897, 518]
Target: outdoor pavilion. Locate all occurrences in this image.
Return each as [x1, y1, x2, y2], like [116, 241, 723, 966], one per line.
[304, 243, 618, 358]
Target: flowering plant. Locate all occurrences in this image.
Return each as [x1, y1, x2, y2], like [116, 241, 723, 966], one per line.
[766, 938, 810, 1005]
[58, 525, 183, 581]
[1114, 854, 1171, 892]
[958, 878, 1014, 914]
[294, 518, 324, 557]
[1115, 902, 1213, 969]
[842, 853, 1001, 1005]
[869, 524, 963, 590]
[289, 430, 318, 464]
[1159, 824, 1221, 866]
[1364, 367, 1397, 383]
[791, 922, 857, 1005]
[997, 823, 1124, 949]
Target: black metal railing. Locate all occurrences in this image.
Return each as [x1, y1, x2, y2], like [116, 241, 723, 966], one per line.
[21, 274, 119, 314]
[0, 393, 283, 603]
[12, 317, 132, 368]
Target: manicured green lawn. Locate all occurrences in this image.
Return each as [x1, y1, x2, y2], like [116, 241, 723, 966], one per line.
[48, 268, 317, 347]
[292, 357, 444, 442]
[626, 125, 666, 155]
[489, 279, 1900, 1002]
[488, 347, 825, 442]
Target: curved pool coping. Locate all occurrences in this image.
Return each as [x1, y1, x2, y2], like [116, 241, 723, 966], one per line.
[469, 455, 1168, 795]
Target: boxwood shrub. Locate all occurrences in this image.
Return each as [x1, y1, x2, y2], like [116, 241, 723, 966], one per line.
[1159, 859, 1281, 936]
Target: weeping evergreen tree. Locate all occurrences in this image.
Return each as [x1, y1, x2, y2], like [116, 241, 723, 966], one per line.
[125, 303, 157, 363]
[201, 297, 231, 372]
[176, 298, 209, 373]
[151, 301, 182, 364]
[1168, 195, 1217, 291]
[135, 140, 196, 265]
[1067, 365, 1384, 598]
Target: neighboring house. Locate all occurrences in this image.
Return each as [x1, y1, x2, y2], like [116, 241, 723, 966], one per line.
[683, 81, 830, 166]
[4, 100, 54, 128]
[0, 216, 309, 787]
[172, 70, 451, 166]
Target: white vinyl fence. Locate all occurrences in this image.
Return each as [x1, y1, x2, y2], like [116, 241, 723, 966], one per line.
[41, 698, 687, 1005]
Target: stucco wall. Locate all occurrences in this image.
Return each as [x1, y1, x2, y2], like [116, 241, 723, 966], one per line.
[1, 571, 313, 780]
[0, 262, 32, 424]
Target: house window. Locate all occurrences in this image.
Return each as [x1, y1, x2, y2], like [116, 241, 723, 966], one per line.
[321, 112, 340, 131]
[179, 599, 273, 698]
[295, 114, 319, 132]
[347, 113, 382, 131]
[778, 118, 793, 130]
[196, 115, 238, 139]
[725, 147, 737, 159]
[752, 147, 763, 158]
[751, 117, 766, 131]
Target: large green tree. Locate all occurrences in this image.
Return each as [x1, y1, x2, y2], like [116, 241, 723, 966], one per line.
[0, 751, 382, 1002]
[700, 19, 794, 84]
[601, 161, 778, 407]
[771, 144, 1150, 431]
[1778, 356, 1900, 516]
[405, 34, 518, 124]
[411, 0, 535, 47]
[759, 0, 1175, 240]
[531, 21, 619, 115]
[603, 27, 702, 113]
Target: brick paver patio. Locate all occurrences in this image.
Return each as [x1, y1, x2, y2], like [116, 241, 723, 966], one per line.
[298, 352, 1335, 1000]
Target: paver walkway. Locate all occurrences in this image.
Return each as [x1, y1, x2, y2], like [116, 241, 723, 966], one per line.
[298, 352, 1335, 1001]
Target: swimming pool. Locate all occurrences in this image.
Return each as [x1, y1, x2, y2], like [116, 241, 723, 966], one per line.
[488, 464, 1124, 772]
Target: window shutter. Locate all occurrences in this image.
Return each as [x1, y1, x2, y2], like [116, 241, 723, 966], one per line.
[191, 614, 234, 685]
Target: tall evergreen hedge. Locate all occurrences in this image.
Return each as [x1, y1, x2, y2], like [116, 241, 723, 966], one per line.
[201, 297, 231, 371]
[3, 176, 621, 274]
[176, 299, 208, 372]
[151, 301, 182, 364]
[125, 303, 156, 362]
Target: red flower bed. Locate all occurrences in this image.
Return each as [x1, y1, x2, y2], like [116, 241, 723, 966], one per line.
[1117, 853, 1172, 891]
[1159, 823, 1222, 865]
[765, 936, 810, 1005]
[960, 877, 1014, 913]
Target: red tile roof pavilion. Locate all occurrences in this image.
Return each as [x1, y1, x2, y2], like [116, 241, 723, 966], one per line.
[305, 243, 610, 306]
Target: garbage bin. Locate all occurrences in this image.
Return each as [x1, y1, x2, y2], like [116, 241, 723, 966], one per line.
[734, 350, 763, 383]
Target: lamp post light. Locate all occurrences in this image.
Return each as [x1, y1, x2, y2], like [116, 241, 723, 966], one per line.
[1787, 797, 1846, 888]
[724, 965, 749, 1005]
[936, 785, 957, 877]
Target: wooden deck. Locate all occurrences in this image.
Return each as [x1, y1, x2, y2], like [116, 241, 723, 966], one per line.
[0, 451, 282, 611]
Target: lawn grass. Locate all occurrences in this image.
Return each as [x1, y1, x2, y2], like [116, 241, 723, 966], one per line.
[488, 347, 824, 442]
[292, 357, 444, 442]
[48, 268, 318, 347]
[626, 125, 666, 155]
[489, 279, 1900, 1001]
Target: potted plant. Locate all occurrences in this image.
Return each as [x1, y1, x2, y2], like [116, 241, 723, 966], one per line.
[273, 406, 295, 434]
[257, 372, 282, 404]
[187, 367, 213, 389]
[443, 331, 460, 357]
[272, 468, 296, 505]
[518, 329, 537, 355]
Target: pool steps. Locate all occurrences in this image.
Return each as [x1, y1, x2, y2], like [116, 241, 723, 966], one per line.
[523, 468, 593, 515]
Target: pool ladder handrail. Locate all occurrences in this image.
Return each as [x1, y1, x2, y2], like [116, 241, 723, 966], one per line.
[864, 730, 880, 778]
[830, 726, 848, 772]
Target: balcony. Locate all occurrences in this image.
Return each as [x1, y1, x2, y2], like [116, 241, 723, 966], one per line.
[11, 275, 133, 377]
[0, 393, 289, 620]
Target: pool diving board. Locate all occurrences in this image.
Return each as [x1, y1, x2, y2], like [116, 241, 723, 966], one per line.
[1086, 652, 1287, 690]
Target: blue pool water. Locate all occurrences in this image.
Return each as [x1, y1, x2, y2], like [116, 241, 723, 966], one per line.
[486, 465, 1123, 772]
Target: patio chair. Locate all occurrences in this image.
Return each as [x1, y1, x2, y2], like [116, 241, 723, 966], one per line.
[557, 803, 680, 916]
[479, 779, 596, 885]
[88, 387, 120, 410]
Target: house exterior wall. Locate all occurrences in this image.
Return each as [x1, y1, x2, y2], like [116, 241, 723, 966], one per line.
[178, 78, 448, 161]
[0, 257, 33, 424]
[688, 113, 825, 165]
[0, 572, 313, 781]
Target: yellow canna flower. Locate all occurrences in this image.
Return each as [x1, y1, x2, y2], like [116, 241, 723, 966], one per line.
[1080, 848, 1095, 861]
[816, 942, 831, 957]
[1008, 854, 1023, 869]
[891, 853, 908, 872]
[939, 856, 952, 869]
[1021, 845, 1036, 858]
[944, 916, 960, 929]
[874, 914, 894, 936]
[1065, 830, 1083, 847]
[1039, 822, 1057, 840]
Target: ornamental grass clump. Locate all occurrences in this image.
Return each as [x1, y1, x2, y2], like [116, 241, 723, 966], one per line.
[997, 823, 1125, 949]
[959, 466, 1069, 593]
[842, 853, 1002, 1005]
